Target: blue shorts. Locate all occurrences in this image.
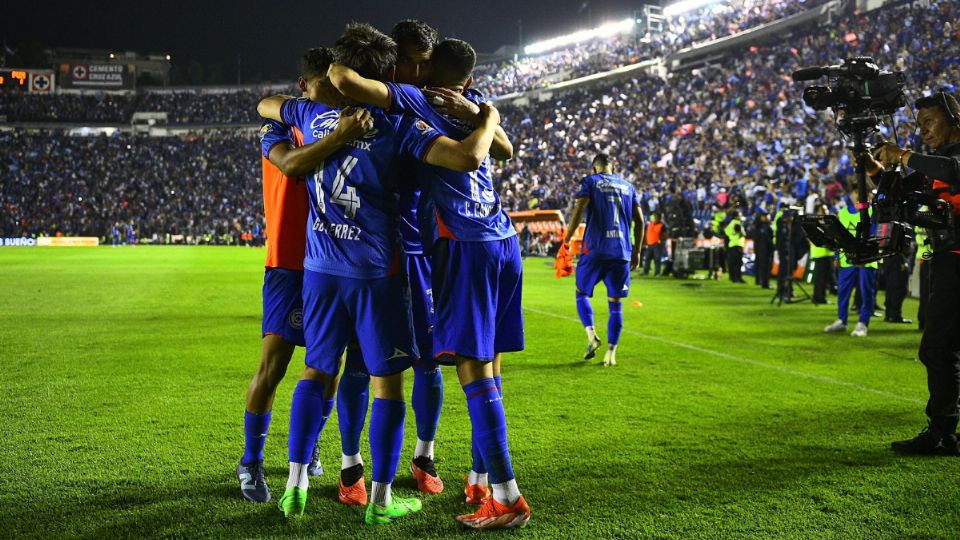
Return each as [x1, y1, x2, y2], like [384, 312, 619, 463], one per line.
[576, 254, 631, 298]
[405, 253, 436, 369]
[262, 268, 305, 346]
[302, 270, 417, 377]
[432, 237, 525, 363]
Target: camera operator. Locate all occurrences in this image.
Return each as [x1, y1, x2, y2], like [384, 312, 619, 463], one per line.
[868, 92, 960, 455]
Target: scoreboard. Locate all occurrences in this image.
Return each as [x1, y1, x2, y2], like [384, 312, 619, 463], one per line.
[0, 69, 28, 88]
[0, 68, 55, 92]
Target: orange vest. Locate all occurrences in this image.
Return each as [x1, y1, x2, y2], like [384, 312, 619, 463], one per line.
[262, 127, 308, 270]
[645, 222, 664, 245]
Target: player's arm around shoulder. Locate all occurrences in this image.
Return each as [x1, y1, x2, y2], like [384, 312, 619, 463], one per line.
[327, 63, 390, 110]
[257, 95, 293, 122]
[424, 103, 500, 172]
[426, 87, 512, 160]
[268, 108, 373, 177]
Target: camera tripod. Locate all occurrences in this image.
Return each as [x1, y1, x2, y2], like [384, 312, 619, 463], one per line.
[770, 217, 811, 306]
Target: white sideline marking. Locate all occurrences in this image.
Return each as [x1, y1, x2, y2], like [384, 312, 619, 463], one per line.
[525, 307, 923, 405]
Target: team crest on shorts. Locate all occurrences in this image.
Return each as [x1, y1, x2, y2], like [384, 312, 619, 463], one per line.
[288, 309, 303, 329]
[415, 119, 434, 134]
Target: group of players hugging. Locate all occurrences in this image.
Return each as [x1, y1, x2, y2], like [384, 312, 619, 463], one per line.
[235, 18, 646, 528]
[235, 20, 529, 528]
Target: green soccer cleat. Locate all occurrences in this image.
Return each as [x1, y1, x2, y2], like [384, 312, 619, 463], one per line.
[277, 487, 307, 518]
[364, 496, 423, 525]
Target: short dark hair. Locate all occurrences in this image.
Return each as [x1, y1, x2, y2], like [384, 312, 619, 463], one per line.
[391, 20, 439, 52]
[431, 39, 476, 84]
[916, 92, 960, 126]
[300, 47, 335, 81]
[592, 153, 613, 170]
[334, 22, 397, 80]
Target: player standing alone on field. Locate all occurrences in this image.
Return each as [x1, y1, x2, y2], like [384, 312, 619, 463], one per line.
[558, 154, 644, 366]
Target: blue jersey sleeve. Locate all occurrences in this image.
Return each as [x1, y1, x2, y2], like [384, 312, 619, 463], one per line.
[399, 116, 443, 162]
[280, 97, 310, 131]
[259, 120, 292, 158]
[575, 176, 592, 198]
[387, 82, 432, 118]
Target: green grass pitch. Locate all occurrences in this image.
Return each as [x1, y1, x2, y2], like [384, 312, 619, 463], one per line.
[2, 246, 958, 539]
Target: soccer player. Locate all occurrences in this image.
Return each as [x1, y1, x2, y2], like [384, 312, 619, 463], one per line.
[559, 154, 644, 367]
[328, 38, 530, 529]
[237, 47, 372, 504]
[333, 19, 448, 501]
[258, 23, 503, 525]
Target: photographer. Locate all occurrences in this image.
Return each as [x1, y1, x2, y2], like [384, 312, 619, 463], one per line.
[868, 92, 960, 455]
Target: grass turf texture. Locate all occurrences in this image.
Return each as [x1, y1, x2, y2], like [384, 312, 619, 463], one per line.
[2, 246, 958, 539]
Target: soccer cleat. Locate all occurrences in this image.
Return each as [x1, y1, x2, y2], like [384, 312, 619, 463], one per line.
[583, 335, 602, 360]
[338, 466, 368, 506]
[457, 494, 531, 529]
[464, 476, 491, 506]
[307, 444, 324, 477]
[892, 427, 960, 456]
[851, 322, 868, 337]
[364, 496, 423, 525]
[603, 349, 616, 367]
[824, 319, 847, 333]
[236, 461, 271, 503]
[277, 486, 307, 517]
[410, 456, 444, 495]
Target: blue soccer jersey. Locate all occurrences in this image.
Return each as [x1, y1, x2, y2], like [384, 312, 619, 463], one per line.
[576, 173, 639, 261]
[280, 98, 441, 279]
[260, 119, 292, 158]
[385, 83, 516, 248]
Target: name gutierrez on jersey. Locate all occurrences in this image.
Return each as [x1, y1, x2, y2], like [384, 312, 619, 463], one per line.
[310, 110, 378, 151]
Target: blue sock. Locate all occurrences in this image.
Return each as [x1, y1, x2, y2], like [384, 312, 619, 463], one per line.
[337, 357, 370, 457]
[412, 366, 444, 442]
[315, 398, 335, 443]
[369, 398, 405, 484]
[608, 301, 624, 346]
[464, 378, 514, 484]
[241, 411, 271, 466]
[288, 379, 326, 464]
[471, 374, 503, 474]
[576, 291, 594, 328]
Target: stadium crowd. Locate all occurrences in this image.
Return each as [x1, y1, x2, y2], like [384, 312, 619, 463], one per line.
[0, 0, 836, 126]
[1, 0, 958, 247]
[471, 0, 834, 96]
[0, 129, 262, 243]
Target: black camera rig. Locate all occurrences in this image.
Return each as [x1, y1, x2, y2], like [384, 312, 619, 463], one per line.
[789, 57, 953, 264]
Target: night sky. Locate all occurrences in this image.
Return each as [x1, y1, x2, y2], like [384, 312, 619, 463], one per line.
[6, 0, 654, 82]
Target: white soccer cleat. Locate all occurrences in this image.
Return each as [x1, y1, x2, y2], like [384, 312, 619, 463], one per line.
[824, 319, 847, 333]
[603, 349, 616, 367]
[851, 322, 868, 337]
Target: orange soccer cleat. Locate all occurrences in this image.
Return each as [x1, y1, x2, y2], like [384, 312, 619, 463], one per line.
[410, 457, 444, 495]
[457, 494, 531, 529]
[463, 476, 491, 506]
[338, 472, 368, 506]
